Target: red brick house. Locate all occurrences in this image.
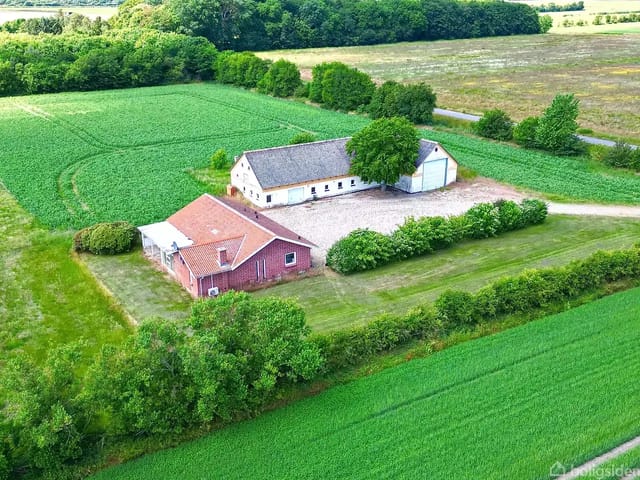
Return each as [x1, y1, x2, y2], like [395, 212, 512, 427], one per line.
[138, 194, 313, 297]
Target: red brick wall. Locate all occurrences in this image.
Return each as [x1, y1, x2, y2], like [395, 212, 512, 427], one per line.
[196, 239, 311, 296]
[174, 252, 198, 297]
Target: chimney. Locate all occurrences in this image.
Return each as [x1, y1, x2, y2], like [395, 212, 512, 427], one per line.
[217, 247, 228, 266]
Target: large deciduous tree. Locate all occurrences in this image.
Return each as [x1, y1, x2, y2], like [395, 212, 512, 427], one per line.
[347, 117, 420, 190]
[535, 93, 584, 155]
[257, 58, 301, 97]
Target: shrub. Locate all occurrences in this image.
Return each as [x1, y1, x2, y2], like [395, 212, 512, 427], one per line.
[326, 200, 545, 274]
[74, 222, 137, 255]
[495, 200, 524, 232]
[310, 62, 375, 112]
[326, 229, 395, 274]
[289, 132, 317, 145]
[72, 227, 92, 252]
[474, 109, 514, 141]
[215, 51, 270, 88]
[0, 452, 7, 480]
[535, 93, 584, 155]
[210, 148, 231, 170]
[602, 141, 640, 171]
[369, 81, 437, 124]
[464, 202, 501, 239]
[435, 290, 477, 328]
[513, 116, 540, 148]
[312, 306, 441, 371]
[257, 59, 301, 97]
[391, 216, 435, 259]
[520, 199, 548, 225]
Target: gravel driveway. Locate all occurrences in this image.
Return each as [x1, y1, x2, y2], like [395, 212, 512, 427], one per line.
[262, 178, 640, 262]
[262, 178, 526, 260]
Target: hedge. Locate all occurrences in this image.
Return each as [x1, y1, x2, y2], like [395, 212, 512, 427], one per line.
[326, 199, 548, 274]
[315, 245, 640, 371]
[73, 221, 137, 255]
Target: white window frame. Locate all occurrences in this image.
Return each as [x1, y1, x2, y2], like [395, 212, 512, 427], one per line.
[284, 252, 296, 266]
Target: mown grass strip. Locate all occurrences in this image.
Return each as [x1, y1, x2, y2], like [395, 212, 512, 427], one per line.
[256, 215, 640, 331]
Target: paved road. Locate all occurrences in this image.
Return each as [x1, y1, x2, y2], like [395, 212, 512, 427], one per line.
[433, 108, 637, 148]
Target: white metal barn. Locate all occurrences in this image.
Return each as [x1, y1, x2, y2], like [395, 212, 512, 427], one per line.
[230, 138, 458, 208]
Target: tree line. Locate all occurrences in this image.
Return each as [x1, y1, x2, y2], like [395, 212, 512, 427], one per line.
[534, 1, 584, 12]
[0, 30, 216, 95]
[104, 0, 542, 51]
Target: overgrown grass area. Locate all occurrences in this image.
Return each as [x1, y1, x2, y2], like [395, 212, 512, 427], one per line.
[255, 215, 640, 331]
[0, 185, 131, 367]
[259, 33, 640, 141]
[81, 250, 194, 323]
[90, 287, 640, 480]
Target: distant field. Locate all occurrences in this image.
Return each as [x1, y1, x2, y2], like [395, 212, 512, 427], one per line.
[255, 215, 640, 331]
[259, 33, 640, 140]
[519, 0, 640, 34]
[0, 6, 116, 22]
[0, 84, 638, 232]
[91, 287, 640, 480]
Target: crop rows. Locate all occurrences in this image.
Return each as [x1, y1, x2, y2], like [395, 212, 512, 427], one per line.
[423, 129, 640, 204]
[0, 84, 367, 228]
[92, 287, 640, 480]
[0, 83, 638, 229]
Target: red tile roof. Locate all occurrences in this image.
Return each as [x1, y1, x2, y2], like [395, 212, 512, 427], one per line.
[167, 194, 312, 278]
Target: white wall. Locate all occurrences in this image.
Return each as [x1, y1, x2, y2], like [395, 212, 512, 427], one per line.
[262, 176, 378, 207]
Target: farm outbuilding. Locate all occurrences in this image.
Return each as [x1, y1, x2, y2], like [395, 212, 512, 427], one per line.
[230, 138, 457, 208]
[138, 194, 314, 297]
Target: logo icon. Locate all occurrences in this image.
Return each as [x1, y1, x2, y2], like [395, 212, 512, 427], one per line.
[550, 461, 567, 478]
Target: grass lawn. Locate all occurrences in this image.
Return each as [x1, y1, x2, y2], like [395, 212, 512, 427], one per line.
[0, 186, 131, 367]
[90, 286, 640, 480]
[258, 33, 640, 141]
[81, 250, 194, 324]
[255, 215, 640, 331]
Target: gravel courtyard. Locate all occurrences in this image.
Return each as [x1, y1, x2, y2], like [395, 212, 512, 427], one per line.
[262, 179, 526, 259]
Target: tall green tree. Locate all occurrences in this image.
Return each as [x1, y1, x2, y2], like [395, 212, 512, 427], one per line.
[257, 58, 301, 97]
[474, 109, 513, 141]
[347, 117, 420, 190]
[319, 63, 375, 111]
[535, 93, 583, 155]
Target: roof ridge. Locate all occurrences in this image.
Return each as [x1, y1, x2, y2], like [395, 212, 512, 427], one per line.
[205, 194, 277, 239]
[244, 137, 351, 158]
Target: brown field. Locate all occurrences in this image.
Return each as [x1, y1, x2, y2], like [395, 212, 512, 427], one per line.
[259, 33, 640, 140]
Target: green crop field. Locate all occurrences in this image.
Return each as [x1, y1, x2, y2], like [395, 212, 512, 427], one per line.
[0, 83, 638, 233]
[422, 129, 640, 204]
[575, 443, 640, 479]
[256, 215, 640, 331]
[259, 33, 640, 141]
[0, 84, 368, 228]
[91, 287, 640, 480]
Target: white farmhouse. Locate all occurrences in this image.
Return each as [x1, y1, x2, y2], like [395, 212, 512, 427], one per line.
[230, 138, 457, 208]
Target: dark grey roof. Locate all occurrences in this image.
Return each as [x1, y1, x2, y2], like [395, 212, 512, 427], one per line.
[243, 138, 439, 190]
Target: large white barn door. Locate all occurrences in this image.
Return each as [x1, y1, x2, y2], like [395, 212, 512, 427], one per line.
[287, 187, 305, 204]
[422, 158, 448, 191]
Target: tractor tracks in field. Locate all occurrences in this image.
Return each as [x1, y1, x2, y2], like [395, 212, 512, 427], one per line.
[13, 98, 283, 220]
